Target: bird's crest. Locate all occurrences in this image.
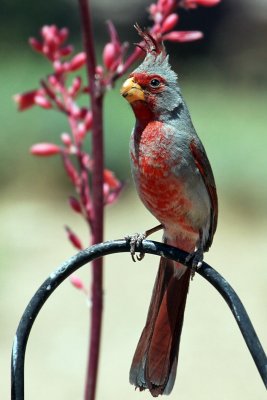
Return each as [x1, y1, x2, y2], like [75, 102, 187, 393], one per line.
[134, 24, 165, 58]
[133, 24, 177, 85]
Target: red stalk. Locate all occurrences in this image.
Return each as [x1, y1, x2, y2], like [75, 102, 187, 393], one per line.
[78, 1, 104, 399]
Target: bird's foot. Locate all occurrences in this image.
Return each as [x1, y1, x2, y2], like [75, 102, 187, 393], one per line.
[125, 224, 163, 262]
[125, 233, 146, 262]
[186, 248, 203, 280]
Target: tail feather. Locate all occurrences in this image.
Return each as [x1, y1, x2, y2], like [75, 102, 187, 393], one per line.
[129, 257, 173, 389]
[130, 257, 190, 397]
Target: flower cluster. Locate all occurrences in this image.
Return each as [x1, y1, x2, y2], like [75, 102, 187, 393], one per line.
[14, 24, 122, 261]
[149, 0, 220, 42]
[99, 0, 221, 84]
[148, 0, 202, 42]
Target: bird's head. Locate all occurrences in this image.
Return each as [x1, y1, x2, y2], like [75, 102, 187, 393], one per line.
[121, 25, 182, 122]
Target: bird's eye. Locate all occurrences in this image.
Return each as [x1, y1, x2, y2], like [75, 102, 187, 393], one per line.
[150, 78, 161, 87]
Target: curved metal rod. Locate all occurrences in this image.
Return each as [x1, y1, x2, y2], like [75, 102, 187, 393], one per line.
[11, 239, 267, 399]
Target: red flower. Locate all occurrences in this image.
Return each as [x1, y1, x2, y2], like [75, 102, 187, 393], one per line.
[68, 196, 82, 213]
[104, 169, 121, 190]
[30, 143, 61, 156]
[163, 30, 203, 42]
[70, 274, 85, 290]
[149, 0, 176, 23]
[65, 226, 83, 250]
[14, 90, 39, 111]
[62, 153, 80, 186]
[68, 52, 87, 72]
[14, 88, 54, 111]
[181, 0, 221, 8]
[61, 133, 72, 147]
[103, 42, 118, 71]
[161, 14, 179, 34]
[34, 95, 52, 109]
[29, 25, 72, 61]
[84, 111, 93, 131]
[68, 77, 82, 97]
[103, 169, 123, 205]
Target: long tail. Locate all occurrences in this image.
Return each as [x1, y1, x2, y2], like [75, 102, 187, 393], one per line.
[129, 257, 191, 397]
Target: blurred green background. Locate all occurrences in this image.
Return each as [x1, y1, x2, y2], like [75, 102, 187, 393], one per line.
[1, 0, 267, 399]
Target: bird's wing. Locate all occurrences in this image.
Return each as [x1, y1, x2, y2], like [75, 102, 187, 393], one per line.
[190, 137, 218, 250]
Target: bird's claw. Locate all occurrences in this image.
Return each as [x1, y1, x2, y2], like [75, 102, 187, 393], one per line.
[125, 233, 146, 262]
[185, 248, 203, 280]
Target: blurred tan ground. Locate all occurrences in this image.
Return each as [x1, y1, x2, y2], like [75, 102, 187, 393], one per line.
[1, 186, 266, 400]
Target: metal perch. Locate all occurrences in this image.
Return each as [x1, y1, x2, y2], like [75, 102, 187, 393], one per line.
[11, 239, 267, 399]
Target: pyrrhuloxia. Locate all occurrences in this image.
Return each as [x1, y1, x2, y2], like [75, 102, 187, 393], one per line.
[120, 27, 218, 397]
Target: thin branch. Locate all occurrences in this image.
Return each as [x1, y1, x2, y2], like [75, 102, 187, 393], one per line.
[11, 239, 267, 400]
[78, 1, 104, 399]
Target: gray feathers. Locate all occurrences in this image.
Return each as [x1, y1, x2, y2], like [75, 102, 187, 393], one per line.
[135, 52, 178, 86]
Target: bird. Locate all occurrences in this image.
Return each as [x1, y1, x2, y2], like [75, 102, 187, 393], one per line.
[120, 26, 218, 397]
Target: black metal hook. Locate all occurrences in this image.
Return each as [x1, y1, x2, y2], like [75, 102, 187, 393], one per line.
[11, 239, 267, 399]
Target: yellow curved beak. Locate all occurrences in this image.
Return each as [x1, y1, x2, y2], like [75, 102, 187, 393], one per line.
[120, 77, 145, 103]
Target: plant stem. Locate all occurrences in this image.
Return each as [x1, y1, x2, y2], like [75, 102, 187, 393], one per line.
[78, 1, 104, 399]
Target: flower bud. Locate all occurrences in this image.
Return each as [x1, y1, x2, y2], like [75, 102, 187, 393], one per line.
[161, 14, 179, 34]
[104, 169, 121, 189]
[75, 123, 87, 140]
[62, 154, 79, 185]
[69, 102, 81, 118]
[53, 60, 64, 74]
[29, 38, 43, 53]
[69, 76, 82, 97]
[14, 90, 38, 111]
[149, 3, 158, 17]
[70, 274, 85, 290]
[163, 30, 203, 42]
[103, 42, 117, 71]
[84, 111, 93, 131]
[58, 27, 69, 44]
[59, 45, 73, 57]
[69, 52, 87, 72]
[103, 183, 110, 198]
[69, 196, 82, 213]
[82, 154, 91, 170]
[105, 190, 121, 205]
[184, 0, 220, 7]
[78, 108, 88, 119]
[198, 0, 220, 4]
[95, 65, 104, 77]
[30, 143, 61, 156]
[48, 75, 58, 87]
[34, 95, 52, 109]
[158, 0, 176, 15]
[65, 226, 83, 250]
[61, 132, 72, 146]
